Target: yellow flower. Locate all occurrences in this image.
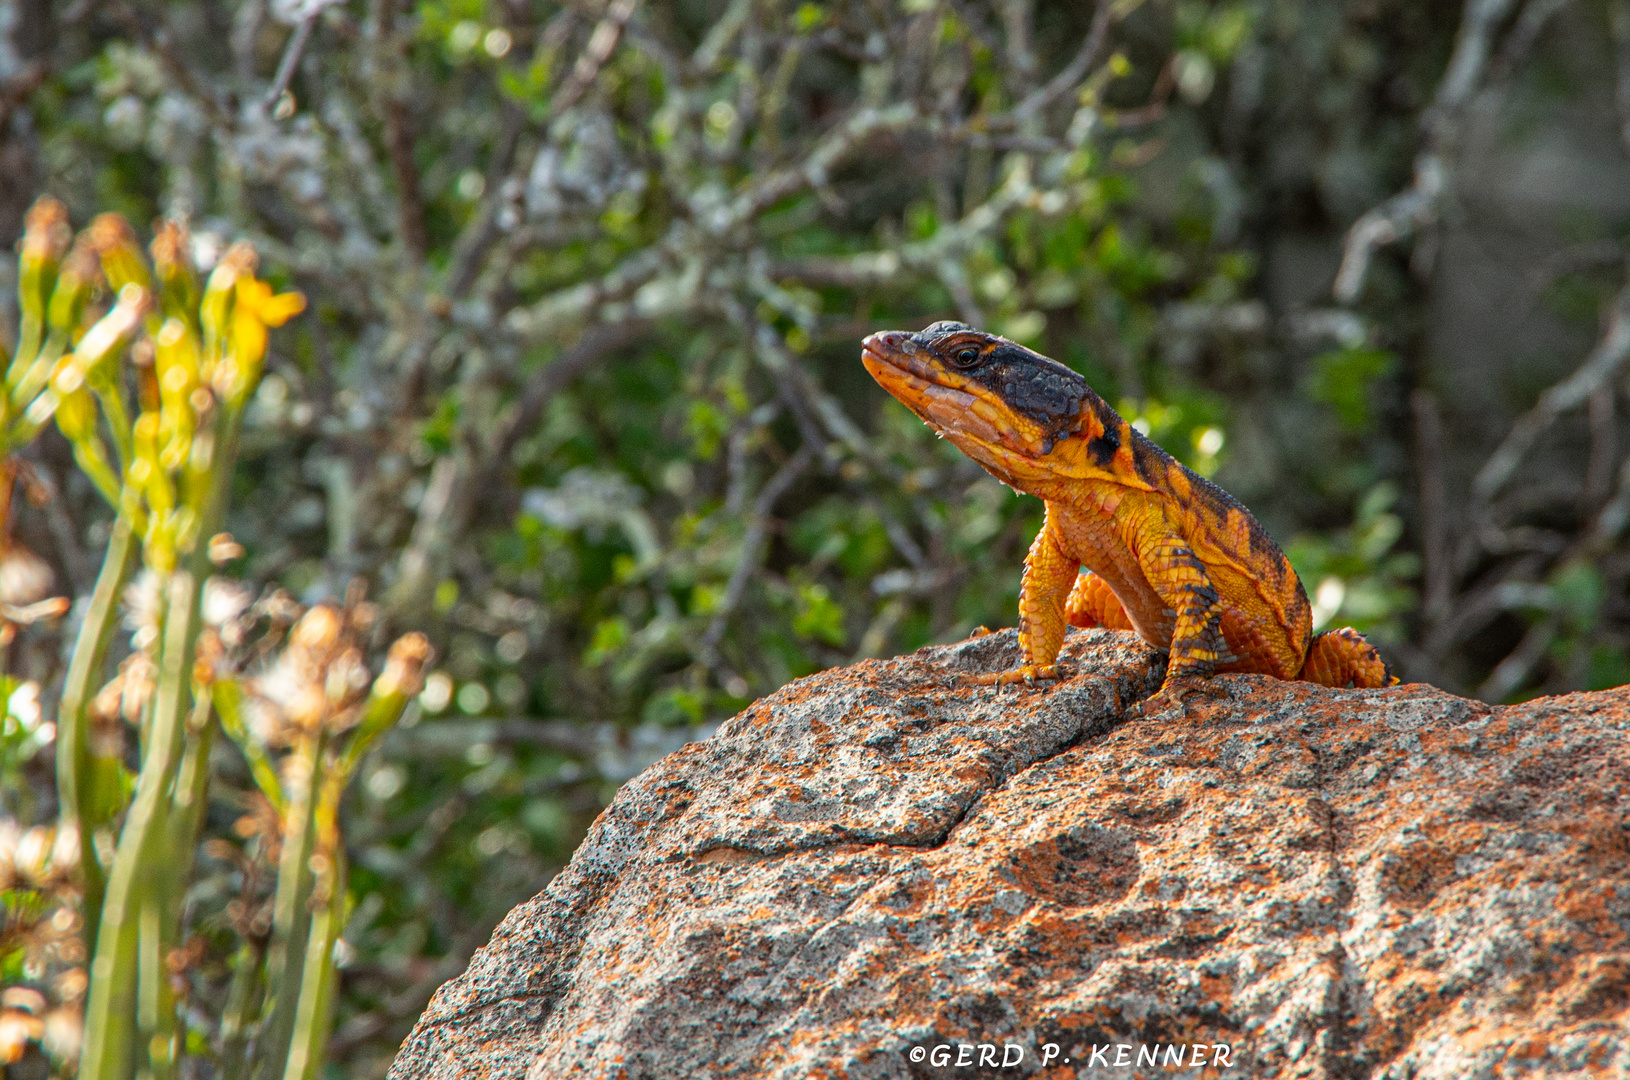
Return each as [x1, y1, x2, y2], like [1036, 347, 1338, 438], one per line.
[230, 277, 306, 367]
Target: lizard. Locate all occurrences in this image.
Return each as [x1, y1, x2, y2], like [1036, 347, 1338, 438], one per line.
[861, 321, 1397, 710]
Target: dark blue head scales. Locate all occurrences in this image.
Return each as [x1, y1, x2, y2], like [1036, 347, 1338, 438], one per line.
[914, 320, 974, 343]
[913, 323, 1091, 447]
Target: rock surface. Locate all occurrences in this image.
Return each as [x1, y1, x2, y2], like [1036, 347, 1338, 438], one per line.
[389, 628, 1630, 1079]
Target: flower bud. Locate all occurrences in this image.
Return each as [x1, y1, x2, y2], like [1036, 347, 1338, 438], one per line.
[17, 198, 72, 343]
[52, 381, 97, 444]
[150, 219, 200, 326]
[44, 240, 103, 337]
[20, 198, 71, 274]
[87, 213, 151, 297]
[201, 242, 258, 355]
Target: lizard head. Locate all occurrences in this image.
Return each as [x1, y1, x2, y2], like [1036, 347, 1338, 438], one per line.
[862, 322, 1099, 489]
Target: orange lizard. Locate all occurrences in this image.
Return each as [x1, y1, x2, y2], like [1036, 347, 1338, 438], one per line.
[861, 322, 1396, 708]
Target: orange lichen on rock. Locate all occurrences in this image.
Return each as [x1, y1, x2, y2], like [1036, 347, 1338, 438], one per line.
[391, 629, 1630, 1080]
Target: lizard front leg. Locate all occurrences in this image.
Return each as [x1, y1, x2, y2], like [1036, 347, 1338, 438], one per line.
[966, 508, 1078, 686]
[1133, 533, 1231, 713]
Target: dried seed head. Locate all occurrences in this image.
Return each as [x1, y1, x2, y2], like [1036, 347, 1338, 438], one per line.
[214, 240, 259, 282]
[53, 969, 87, 1004]
[90, 676, 125, 725]
[1, 989, 46, 1014]
[202, 576, 252, 627]
[0, 1001, 43, 1064]
[194, 629, 223, 685]
[86, 214, 137, 254]
[42, 1005, 81, 1062]
[150, 219, 192, 278]
[4, 597, 70, 626]
[49, 825, 79, 879]
[208, 533, 245, 565]
[290, 604, 342, 657]
[122, 570, 162, 650]
[281, 682, 327, 734]
[13, 826, 56, 886]
[0, 819, 19, 890]
[260, 589, 302, 625]
[349, 601, 379, 634]
[118, 652, 157, 724]
[376, 632, 433, 699]
[0, 543, 55, 607]
[324, 647, 370, 710]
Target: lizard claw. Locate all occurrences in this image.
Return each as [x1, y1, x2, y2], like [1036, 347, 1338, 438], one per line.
[1126, 675, 1229, 720]
[962, 664, 1061, 688]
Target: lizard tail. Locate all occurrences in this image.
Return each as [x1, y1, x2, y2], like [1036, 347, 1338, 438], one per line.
[1299, 627, 1398, 688]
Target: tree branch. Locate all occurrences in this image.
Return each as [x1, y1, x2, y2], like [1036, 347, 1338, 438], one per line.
[1471, 266, 1630, 504]
[697, 442, 815, 666]
[1333, 0, 1520, 302]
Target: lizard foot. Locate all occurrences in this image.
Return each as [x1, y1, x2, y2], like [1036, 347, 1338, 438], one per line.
[1126, 675, 1229, 720]
[961, 664, 1061, 688]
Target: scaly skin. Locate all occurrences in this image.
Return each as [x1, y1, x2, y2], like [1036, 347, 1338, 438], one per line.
[862, 322, 1397, 706]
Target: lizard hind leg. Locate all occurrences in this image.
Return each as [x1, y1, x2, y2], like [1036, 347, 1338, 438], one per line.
[1064, 571, 1136, 630]
[1299, 627, 1399, 688]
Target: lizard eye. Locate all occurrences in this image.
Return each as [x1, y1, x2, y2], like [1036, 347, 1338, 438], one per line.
[952, 347, 981, 368]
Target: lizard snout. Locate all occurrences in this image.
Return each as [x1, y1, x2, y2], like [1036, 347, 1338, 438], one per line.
[861, 330, 916, 359]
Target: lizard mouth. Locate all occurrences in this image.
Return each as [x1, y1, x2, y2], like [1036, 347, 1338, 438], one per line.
[861, 333, 1015, 452]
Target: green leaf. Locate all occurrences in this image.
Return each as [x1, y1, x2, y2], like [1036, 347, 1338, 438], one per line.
[1309, 347, 1397, 430]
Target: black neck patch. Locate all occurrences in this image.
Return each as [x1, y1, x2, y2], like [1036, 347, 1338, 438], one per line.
[1085, 407, 1120, 467]
[966, 340, 1087, 441]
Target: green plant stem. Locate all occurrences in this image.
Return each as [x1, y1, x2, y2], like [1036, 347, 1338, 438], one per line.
[71, 434, 125, 508]
[80, 568, 202, 1080]
[8, 313, 42, 389]
[282, 848, 347, 1080]
[219, 938, 267, 1080]
[93, 381, 136, 471]
[136, 893, 176, 1080]
[167, 692, 217, 884]
[212, 679, 284, 813]
[57, 510, 138, 957]
[9, 327, 66, 407]
[252, 727, 324, 1080]
[138, 691, 215, 1078]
